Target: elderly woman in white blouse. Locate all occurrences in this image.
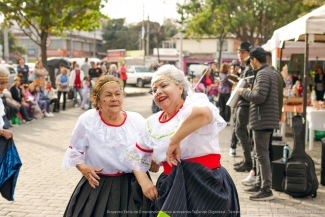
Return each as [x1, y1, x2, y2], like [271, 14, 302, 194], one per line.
[121, 65, 240, 216]
[62, 75, 151, 217]
[0, 65, 21, 201]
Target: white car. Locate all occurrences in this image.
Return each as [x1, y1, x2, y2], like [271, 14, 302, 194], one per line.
[6, 64, 18, 86]
[26, 63, 35, 83]
[188, 64, 209, 78]
[126, 66, 153, 87]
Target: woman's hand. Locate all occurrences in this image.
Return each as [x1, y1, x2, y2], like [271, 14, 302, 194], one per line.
[76, 163, 103, 188]
[166, 136, 181, 167]
[1, 130, 13, 140]
[149, 160, 160, 173]
[140, 178, 158, 201]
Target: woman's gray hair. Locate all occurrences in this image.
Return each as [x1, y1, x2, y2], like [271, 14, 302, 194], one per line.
[109, 64, 117, 71]
[0, 65, 9, 77]
[151, 64, 189, 99]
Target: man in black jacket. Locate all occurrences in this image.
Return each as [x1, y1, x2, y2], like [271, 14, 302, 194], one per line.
[232, 42, 254, 174]
[238, 47, 279, 201]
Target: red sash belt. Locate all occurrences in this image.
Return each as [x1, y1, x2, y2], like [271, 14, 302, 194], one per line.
[162, 154, 221, 175]
[97, 172, 125, 177]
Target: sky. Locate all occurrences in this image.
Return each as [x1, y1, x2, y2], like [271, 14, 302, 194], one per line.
[101, 0, 180, 24]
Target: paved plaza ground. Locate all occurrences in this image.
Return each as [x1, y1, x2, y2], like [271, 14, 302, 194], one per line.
[1, 91, 325, 217]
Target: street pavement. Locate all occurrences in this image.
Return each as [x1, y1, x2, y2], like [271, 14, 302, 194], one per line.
[1, 89, 325, 217]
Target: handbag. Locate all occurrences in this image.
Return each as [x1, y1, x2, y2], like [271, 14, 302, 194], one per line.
[67, 89, 74, 100]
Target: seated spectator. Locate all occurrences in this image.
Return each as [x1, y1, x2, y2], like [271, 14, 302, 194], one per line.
[1, 88, 18, 127]
[34, 84, 53, 117]
[23, 84, 44, 119]
[42, 82, 59, 113]
[192, 76, 206, 93]
[9, 77, 33, 123]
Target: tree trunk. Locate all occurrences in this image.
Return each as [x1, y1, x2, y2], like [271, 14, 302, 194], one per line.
[40, 31, 48, 70]
[156, 34, 160, 63]
[218, 37, 224, 67]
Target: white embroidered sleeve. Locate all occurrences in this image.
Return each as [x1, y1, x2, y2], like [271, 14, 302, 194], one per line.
[181, 93, 227, 136]
[119, 143, 152, 172]
[62, 118, 88, 168]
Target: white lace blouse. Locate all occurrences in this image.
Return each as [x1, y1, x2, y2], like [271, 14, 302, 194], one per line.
[0, 98, 5, 130]
[62, 109, 146, 174]
[120, 93, 227, 172]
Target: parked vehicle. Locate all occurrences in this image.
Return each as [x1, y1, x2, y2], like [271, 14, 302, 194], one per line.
[6, 64, 18, 86]
[126, 66, 153, 87]
[188, 64, 208, 78]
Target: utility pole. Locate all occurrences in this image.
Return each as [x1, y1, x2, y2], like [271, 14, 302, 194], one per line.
[70, 31, 73, 58]
[179, 28, 183, 71]
[142, 0, 145, 64]
[3, 28, 9, 60]
[93, 31, 96, 57]
[139, 31, 142, 50]
[146, 15, 150, 58]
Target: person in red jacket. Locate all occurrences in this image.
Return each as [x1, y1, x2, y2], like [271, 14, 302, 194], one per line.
[119, 63, 128, 91]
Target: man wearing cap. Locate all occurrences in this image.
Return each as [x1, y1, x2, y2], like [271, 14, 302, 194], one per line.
[232, 42, 254, 174]
[238, 46, 279, 201]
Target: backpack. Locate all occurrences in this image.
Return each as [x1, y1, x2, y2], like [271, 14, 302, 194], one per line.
[60, 74, 68, 89]
[282, 115, 318, 198]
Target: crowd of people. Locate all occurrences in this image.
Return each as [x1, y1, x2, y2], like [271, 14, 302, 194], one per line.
[184, 42, 285, 201]
[61, 42, 284, 217]
[3, 57, 129, 127]
[4, 40, 322, 214]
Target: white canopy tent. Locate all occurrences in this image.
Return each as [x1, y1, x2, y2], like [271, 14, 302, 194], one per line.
[263, 4, 325, 144]
[263, 5, 325, 67]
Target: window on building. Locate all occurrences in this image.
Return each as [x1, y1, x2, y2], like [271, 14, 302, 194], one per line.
[83, 43, 90, 52]
[49, 39, 64, 49]
[74, 41, 82, 50]
[162, 42, 176, 49]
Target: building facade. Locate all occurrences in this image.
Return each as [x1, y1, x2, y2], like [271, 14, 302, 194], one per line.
[148, 34, 242, 73]
[11, 29, 105, 63]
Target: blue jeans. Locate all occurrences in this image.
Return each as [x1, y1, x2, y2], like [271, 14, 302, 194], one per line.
[73, 88, 83, 105]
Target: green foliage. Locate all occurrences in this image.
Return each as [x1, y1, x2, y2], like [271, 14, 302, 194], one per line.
[0, 0, 107, 67]
[102, 19, 170, 55]
[163, 19, 178, 39]
[0, 30, 26, 55]
[178, 0, 323, 46]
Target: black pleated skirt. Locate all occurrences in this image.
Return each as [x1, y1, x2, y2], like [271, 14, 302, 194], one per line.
[153, 161, 240, 217]
[64, 173, 151, 217]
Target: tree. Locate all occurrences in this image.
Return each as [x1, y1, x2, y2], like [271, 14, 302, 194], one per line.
[229, 0, 323, 45]
[0, 30, 26, 57]
[102, 18, 130, 50]
[0, 0, 107, 69]
[178, 0, 323, 46]
[178, 0, 234, 65]
[163, 19, 178, 39]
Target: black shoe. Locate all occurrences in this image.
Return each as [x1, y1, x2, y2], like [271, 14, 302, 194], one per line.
[244, 185, 260, 194]
[233, 160, 244, 167]
[26, 118, 34, 122]
[249, 188, 275, 201]
[234, 162, 252, 172]
[53, 110, 59, 113]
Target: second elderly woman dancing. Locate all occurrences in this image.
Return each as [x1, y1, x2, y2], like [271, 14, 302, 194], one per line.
[62, 75, 151, 217]
[121, 65, 240, 217]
